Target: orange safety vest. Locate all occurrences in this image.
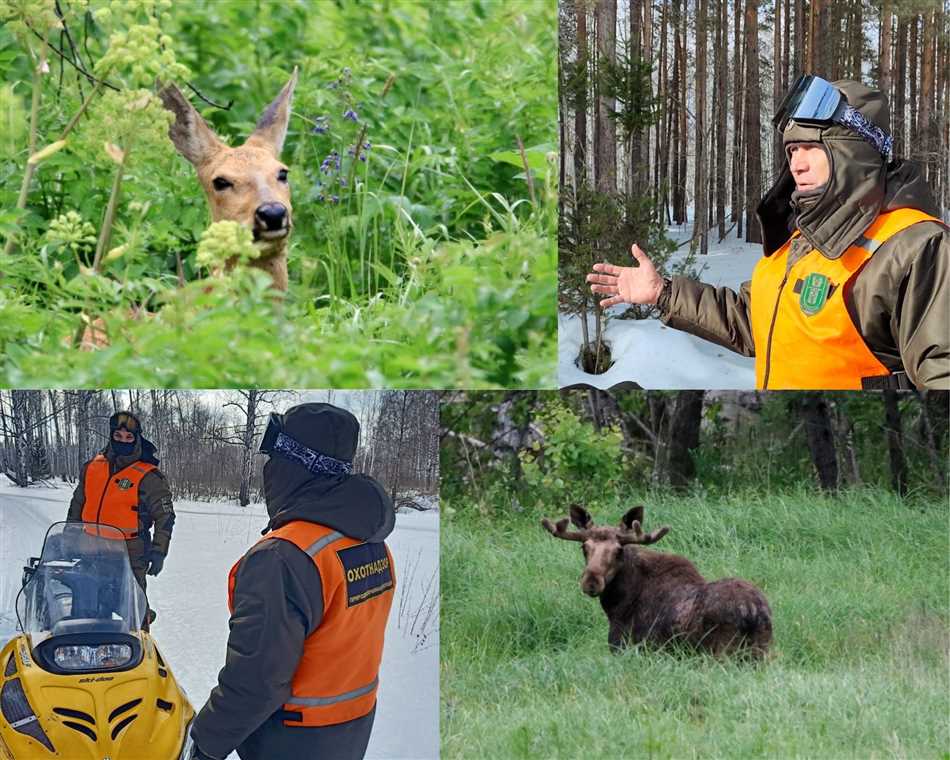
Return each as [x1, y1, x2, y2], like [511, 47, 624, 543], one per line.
[750, 207, 942, 389]
[228, 520, 395, 727]
[80, 454, 156, 538]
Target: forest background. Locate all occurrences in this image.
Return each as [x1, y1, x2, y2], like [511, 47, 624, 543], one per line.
[559, 0, 950, 372]
[0, 388, 438, 505]
[0, 0, 556, 388]
[440, 388, 949, 757]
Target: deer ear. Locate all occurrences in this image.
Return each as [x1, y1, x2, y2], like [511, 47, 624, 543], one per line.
[620, 506, 645, 529]
[158, 83, 225, 167]
[569, 504, 592, 529]
[246, 66, 298, 155]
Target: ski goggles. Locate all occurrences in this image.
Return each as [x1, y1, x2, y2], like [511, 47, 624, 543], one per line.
[773, 74, 893, 160]
[259, 412, 353, 477]
[109, 412, 140, 433]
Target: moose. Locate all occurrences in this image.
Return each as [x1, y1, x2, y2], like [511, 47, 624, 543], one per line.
[158, 68, 299, 291]
[542, 505, 772, 657]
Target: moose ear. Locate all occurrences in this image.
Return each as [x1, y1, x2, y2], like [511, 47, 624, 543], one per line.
[620, 506, 645, 529]
[158, 83, 225, 167]
[569, 504, 592, 529]
[245, 66, 298, 156]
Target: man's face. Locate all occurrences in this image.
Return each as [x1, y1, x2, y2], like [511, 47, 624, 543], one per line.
[112, 429, 135, 444]
[788, 143, 830, 191]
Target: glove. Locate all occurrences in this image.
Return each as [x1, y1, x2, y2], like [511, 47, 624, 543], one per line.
[146, 552, 165, 576]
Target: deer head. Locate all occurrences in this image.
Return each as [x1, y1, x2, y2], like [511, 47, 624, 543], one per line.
[158, 68, 298, 290]
[542, 505, 670, 597]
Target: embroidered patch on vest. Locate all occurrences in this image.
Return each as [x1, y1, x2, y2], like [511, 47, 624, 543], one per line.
[798, 272, 831, 316]
[116, 478, 134, 490]
[336, 543, 393, 608]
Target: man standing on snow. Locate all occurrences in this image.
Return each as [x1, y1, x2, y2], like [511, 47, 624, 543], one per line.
[587, 75, 949, 389]
[67, 411, 175, 620]
[189, 402, 396, 760]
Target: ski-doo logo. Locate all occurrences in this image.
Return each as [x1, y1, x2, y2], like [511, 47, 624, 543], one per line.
[116, 478, 134, 490]
[336, 543, 393, 607]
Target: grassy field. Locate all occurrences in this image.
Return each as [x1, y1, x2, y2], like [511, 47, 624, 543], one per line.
[441, 489, 949, 758]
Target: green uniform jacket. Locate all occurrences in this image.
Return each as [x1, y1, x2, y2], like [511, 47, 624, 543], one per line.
[658, 80, 949, 389]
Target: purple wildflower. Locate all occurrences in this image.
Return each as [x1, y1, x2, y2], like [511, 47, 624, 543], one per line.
[343, 108, 358, 122]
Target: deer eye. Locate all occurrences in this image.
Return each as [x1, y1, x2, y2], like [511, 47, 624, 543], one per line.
[277, 169, 289, 182]
[212, 177, 233, 192]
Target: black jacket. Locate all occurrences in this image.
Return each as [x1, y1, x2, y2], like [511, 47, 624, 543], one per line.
[191, 458, 394, 760]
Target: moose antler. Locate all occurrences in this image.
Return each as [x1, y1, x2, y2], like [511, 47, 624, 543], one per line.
[618, 520, 670, 545]
[541, 517, 588, 541]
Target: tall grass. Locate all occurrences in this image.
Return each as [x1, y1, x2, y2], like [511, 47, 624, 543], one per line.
[441, 489, 949, 758]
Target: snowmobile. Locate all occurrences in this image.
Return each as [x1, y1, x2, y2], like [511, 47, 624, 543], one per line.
[0, 522, 195, 759]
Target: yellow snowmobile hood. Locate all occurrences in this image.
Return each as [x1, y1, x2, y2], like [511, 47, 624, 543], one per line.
[0, 631, 194, 760]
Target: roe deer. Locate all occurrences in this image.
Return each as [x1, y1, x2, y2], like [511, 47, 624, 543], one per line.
[542, 505, 772, 657]
[158, 68, 298, 290]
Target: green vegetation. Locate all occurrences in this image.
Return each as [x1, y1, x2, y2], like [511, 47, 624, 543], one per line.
[442, 489, 949, 758]
[0, 0, 556, 387]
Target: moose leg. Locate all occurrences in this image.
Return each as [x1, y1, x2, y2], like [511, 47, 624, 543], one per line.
[608, 620, 630, 652]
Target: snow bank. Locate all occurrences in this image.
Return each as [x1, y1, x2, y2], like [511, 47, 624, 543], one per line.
[559, 225, 759, 389]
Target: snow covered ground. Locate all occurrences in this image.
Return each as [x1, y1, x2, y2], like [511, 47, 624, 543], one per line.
[0, 479, 439, 760]
[559, 224, 758, 389]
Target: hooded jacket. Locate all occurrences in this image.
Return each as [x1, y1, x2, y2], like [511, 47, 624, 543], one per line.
[67, 436, 175, 560]
[658, 80, 949, 389]
[191, 412, 395, 760]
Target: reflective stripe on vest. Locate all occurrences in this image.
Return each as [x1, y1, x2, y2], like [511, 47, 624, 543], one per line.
[227, 520, 395, 727]
[750, 208, 942, 389]
[80, 455, 156, 538]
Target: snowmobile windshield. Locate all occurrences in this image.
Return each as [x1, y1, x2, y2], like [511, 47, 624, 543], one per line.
[16, 522, 147, 647]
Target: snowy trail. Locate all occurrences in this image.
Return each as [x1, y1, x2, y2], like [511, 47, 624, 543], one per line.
[0, 482, 439, 759]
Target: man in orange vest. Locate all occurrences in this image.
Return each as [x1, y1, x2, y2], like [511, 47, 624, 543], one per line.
[67, 411, 175, 622]
[189, 402, 396, 760]
[586, 76, 949, 390]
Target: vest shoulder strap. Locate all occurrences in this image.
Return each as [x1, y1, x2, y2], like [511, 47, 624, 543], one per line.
[854, 208, 943, 254]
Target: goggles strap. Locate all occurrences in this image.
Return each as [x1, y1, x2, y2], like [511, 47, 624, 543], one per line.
[272, 432, 353, 477]
[837, 105, 893, 160]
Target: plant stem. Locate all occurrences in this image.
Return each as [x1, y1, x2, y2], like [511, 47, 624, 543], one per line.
[2, 74, 104, 259]
[2, 47, 44, 258]
[92, 147, 130, 273]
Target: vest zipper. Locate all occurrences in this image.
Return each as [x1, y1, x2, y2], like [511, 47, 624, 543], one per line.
[94, 461, 113, 525]
[762, 258, 796, 390]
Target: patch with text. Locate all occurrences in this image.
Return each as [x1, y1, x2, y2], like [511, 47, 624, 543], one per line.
[336, 542, 393, 607]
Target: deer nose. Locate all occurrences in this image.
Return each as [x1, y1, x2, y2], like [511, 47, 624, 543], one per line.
[255, 203, 287, 230]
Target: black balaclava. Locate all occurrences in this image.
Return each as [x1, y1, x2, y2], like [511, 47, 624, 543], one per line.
[109, 411, 142, 457]
[262, 403, 360, 518]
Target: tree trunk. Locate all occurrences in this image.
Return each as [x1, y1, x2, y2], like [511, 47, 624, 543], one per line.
[880, 0, 892, 98]
[800, 393, 838, 492]
[574, 0, 589, 190]
[594, 0, 617, 194]
[693, 0, 708, 254]
[731, 0, 744, 234]
[773, 0, 783, 178]
[918, 7, 935, 184]
[238, 390, 257, 507]
[715, 0, 727, 239]
[882, 390, 908, 496]
[909, 13, 919, 153]
[743, 0, 761, 244]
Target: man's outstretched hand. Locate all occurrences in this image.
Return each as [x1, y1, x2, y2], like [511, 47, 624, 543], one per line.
[586, 244, 664, 308]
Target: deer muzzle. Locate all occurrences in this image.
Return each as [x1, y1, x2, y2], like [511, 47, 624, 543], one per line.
[254, 203, 290, 240]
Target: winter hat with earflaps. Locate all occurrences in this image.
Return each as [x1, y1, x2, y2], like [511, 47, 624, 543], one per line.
[757, 79, 895, 261]
[110, 411, 142, 440]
